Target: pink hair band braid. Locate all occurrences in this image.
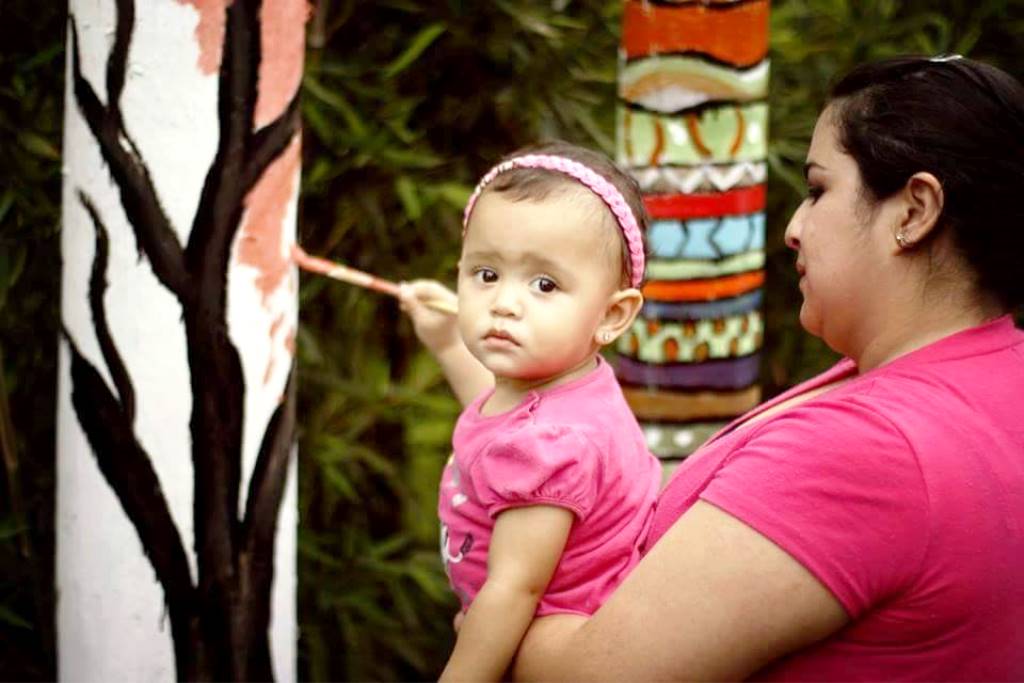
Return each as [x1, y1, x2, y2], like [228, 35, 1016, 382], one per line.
[462, 154, 646, 288]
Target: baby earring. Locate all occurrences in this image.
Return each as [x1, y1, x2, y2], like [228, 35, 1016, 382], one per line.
[599, 331, 612, 344]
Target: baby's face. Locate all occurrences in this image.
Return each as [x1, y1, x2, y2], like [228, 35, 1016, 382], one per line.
[457, 189, 620, 383]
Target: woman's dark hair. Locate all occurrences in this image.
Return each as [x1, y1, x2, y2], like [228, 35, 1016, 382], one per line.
[484, 140, 648, 287]
[829, 56, 1024, 310]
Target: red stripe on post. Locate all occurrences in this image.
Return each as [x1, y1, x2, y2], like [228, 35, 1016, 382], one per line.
[642, 271, 765, 301]
[644, 185, 766, 220]
[622, 0, 770, 66]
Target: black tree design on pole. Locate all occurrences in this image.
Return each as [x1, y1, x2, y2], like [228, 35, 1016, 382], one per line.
[65, 0, 300, 679]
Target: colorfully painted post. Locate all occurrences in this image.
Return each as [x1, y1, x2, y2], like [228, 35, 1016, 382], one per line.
[57, 0, 306, 679]
[615, 0, 769, 475]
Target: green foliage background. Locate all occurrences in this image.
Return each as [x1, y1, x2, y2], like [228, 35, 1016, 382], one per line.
[2, 1, 1023, 679]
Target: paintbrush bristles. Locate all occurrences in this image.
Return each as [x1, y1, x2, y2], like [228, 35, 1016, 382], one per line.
[422, 297, 459, 315]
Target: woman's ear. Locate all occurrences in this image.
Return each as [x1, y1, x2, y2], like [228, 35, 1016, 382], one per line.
[894, 172, 944, 250]
[595, 288, 643, 347]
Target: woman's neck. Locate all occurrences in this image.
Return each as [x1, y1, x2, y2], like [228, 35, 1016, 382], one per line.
[482, 354, 599, 416]
[853, 297, 1005, 372]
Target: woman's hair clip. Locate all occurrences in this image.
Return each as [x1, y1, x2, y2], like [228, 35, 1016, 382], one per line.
[930, 54, 965, 63]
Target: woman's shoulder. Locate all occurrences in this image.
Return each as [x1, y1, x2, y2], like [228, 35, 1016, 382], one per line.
[740, 384, 913, 455]
[848, 342, 1024, 457]
[860, 315, 1024, 409]
[656, 386, 925, 531]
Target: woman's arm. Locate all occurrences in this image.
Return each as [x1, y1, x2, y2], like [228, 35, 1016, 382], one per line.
[440, 505, 574, 682]
[513, 501, 849, 681]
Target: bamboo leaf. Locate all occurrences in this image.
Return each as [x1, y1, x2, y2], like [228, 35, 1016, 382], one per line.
[303, 74, 367, 137]
[19, 132, 59, 160]
[395, 176, 422, 220]
[382, 23, 447, 80]
[367, 534, 411, 559]
[322, 464, 359, 502]
[0, 516, 26, 541]
[0, 189, 15, 224]
[0, 604, 32, 630]
[433, 182, 472, 211]
[377, 146, 443, 169]
[405, 561, 450, 603]
[18, 42, 62, 71]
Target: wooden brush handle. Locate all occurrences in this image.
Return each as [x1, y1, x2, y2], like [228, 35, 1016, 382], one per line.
[292, 245, 457, 315]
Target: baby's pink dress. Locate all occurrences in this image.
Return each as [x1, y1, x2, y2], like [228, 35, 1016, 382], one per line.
[438, 357, 661, 616]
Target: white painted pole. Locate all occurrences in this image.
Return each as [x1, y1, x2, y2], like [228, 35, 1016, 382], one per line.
[57, 1, 305, 679]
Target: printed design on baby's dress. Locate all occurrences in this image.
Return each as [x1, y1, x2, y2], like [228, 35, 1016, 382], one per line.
[444, 455, 468, 508]
[440, 524, 474, 568]
[439, 457, 474, 578]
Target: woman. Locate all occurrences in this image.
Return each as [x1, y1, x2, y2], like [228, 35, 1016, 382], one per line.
[512, 56, 1024, 681]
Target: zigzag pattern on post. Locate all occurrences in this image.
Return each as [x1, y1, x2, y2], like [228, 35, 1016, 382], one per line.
[615, 0, 770, 467]
[630, 161, 767, 194]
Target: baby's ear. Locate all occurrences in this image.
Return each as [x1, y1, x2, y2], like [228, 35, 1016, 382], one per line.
[594, 288, 643, 347]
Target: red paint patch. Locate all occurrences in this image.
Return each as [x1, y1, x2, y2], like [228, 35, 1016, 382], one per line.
[176, 0, 231, 75]
[284, 328, 296, 356]
[255, 0, 311, 128]
[237, 135, 301, 306]
[263, 316, 294, 386]
[269, 312, 285, 338]
[263, 357, 276, 385]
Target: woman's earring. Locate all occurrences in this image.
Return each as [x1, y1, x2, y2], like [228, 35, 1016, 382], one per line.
[895, 232, 911, 249]
[600, 331, 612, 344]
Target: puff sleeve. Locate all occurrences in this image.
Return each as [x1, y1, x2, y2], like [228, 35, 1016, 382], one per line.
[464, 424, 601, 520]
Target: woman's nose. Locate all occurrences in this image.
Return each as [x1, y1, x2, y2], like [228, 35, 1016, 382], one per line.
[783, 206, 803, 251]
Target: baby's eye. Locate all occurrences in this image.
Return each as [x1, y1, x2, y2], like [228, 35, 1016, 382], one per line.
[473, 268, 498, 284]
[530, 276, 558, 294]
[805, 186, 824, 203]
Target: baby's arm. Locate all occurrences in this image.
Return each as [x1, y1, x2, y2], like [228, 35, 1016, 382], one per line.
[439, 505, 574, 682]
[399, 279, 492, 406]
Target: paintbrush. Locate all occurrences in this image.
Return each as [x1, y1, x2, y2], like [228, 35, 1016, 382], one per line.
[291, 245, 458, 315]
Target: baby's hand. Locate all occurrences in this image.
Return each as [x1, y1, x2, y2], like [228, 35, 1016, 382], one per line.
[399, 279, 460, 356]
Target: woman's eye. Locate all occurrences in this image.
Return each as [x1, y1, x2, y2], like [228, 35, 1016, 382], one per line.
[806, 186, 824, 203]
[531, 277, 558, 293]
[473, 268, 498, 284]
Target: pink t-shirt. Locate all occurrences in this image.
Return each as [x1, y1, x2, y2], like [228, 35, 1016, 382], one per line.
[650, 315, 1024, 681]
[439, 357, 661, 616]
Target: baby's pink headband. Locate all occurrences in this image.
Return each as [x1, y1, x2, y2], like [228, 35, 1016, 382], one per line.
[462, 154, 646, 288]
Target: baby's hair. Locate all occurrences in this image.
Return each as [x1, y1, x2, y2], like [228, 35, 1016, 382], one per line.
[468, 141, 648, 288]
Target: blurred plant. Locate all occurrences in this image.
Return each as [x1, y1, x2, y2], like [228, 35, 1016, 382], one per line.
[3, 0, 1024, 680]
[0, 1, 64, 679]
